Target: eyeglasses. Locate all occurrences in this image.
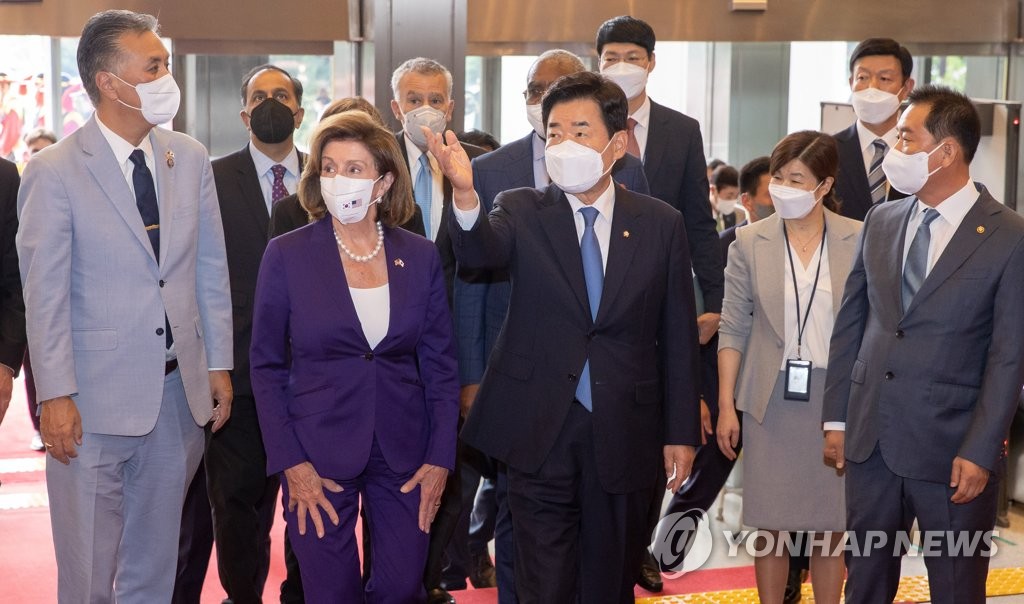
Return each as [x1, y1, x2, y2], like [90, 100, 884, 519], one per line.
[521, 85, 547, 103]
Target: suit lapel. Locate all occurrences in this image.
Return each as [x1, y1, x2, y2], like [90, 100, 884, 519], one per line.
[538, 187, 590, 319]
[237, 145, 271, 241]
[880, 199, 916, 320]
[80, 119, 157, 265]
[753, 216, 786, 342]
[905, 192, 997, 316]
[150, 129, 176, 267]
[379, 228, 409, 349]
[642, 101, 669, 182]
[311, 218, 369, 348]
[506, 133, 537, 189]
[838, 124, 871, 205]
[597, 189, 640, 324]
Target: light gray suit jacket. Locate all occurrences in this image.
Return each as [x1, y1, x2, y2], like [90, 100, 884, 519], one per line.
[16, 117, 233, 435]
[824, 187, 1024, 483]
[719, 210, 862, 423]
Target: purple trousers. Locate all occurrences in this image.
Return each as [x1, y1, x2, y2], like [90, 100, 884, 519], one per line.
[282, 437, 429, 603]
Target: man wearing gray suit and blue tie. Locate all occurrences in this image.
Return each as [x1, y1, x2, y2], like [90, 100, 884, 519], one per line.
[824, 85, 1024, 603]
[16, 10, 233, 602]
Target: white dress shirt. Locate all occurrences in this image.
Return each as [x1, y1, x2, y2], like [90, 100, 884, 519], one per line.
[453, 179, 616, 274]
[627, 96, 652, 162]
[902, 179, 978, 273]
[781, 240, 833, 370]
[856, 121, 898, 175]
[404, 135, 444, 240]
[349, 284, 391, 349]
[249, 143, 300, 213]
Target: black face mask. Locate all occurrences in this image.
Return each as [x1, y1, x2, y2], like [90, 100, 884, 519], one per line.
[248, 98, 296, 144]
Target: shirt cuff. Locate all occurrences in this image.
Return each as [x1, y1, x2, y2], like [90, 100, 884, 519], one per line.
[823, 421, 846, 432]
[208, 367, 231, 371]
[452, 195, 481, 230]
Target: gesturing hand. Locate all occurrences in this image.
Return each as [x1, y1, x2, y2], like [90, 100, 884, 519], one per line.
[283, 461, 343, 538]
[422, 129, 474, 199]
[400, 463, 449, 533]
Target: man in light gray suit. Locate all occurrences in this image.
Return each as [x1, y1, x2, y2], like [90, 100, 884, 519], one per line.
[824, 85, 1024, 603]
[16, 10, 233, 602]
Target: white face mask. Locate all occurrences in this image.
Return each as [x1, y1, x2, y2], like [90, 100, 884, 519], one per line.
[111, 73, 181, 125]
[321, 175, 383, 224]
[851, 86, 902, 125]
[717, 196, 739, 215]
[881, 144, 944, 195]
[600, 62, 649, 100]
[402, 105, 448, 149]
[768, 182, 824, 220]
[545, 138, 613, 194]
[525, 103, 545, 138]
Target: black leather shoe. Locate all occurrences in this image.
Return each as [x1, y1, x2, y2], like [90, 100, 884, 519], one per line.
[636, 549, 663, 593]
[427, 587, 456, 604]
[783, 568, 807, 604]
[468, 552, 497, 588]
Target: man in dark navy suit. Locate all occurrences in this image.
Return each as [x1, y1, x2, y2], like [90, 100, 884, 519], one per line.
[834, 38, 915, 220]
[596, 15, 723, 592]
[451, 49, 649, 602]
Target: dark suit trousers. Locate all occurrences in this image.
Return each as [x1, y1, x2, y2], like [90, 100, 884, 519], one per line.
[424, 433, 463, 589]
[173, 456, 214, 604]
[205, 395, 281, 604]
[845, 446, 998, 604]
[508, 402, 650, 604]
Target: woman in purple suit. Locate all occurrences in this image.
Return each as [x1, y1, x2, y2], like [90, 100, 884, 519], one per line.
[250, 111, 459, 602]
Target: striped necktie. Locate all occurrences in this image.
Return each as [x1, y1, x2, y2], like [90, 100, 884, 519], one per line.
[868, 139, 888, 205]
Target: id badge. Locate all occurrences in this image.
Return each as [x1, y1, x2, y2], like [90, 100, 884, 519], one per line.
[784, 359, 812, 401]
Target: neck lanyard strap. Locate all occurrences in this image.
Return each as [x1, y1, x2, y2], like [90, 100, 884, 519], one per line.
[783, 221, 827, 359]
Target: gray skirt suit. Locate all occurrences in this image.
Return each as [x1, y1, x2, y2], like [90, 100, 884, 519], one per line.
[719, 210, 862, 531]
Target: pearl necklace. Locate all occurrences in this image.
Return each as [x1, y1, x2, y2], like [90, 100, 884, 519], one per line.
[334, 221, 384, 262]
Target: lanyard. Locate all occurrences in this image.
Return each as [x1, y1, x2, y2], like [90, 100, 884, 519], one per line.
[783, 222, 827, 360]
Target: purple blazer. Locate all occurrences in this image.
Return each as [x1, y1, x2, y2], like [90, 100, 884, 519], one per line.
[250, 217, 459, 479]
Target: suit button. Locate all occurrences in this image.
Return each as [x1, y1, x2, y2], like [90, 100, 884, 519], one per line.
[587, 331, 596, 340]
[884, 371, 894, 380]
[159, 280, 165, 287]
[364, 352, 374, 360]
[568, 373, 577, 382]
[896, 330, 904, 339]
[156, 327, 164, 336]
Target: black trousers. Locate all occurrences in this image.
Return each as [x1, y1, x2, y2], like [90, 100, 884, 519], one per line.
[173, 458, 214, 604]
[844, 446, 998, 604]
[508, 402, 650, 604]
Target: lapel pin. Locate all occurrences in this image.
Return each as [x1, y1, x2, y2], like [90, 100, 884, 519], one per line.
[976, 226, 985, 234]
[394, 259, 405, 268]
[623, 230, 630, 238]
[165, 150, 175, 168]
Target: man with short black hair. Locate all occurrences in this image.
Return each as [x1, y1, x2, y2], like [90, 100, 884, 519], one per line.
[709, 164, 740, 231]
[18, 10, 233, 601]
[455, 48, 650, 601]
[596, 16, 723, 591]
[430, 70, 700, 603]
[835, 38, 915, 220]
[824, 85, 1024, 603]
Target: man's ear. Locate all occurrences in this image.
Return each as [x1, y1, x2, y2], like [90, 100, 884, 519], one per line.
[390, 99, 403, 122]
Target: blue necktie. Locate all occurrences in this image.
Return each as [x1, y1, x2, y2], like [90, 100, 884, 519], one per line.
[129, 149, 172, 350]
[414, 153, 433, 239]
[902, 207, 940, 313]
[129, 149, 160, 258]
[576, 206, 603, 412]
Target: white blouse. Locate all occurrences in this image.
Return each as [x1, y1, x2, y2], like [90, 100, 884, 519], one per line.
[780, 240, 833, 370]
[349, 284, 390, 349]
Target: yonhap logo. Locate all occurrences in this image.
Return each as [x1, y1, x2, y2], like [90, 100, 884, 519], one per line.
[650, 509, 713, 578]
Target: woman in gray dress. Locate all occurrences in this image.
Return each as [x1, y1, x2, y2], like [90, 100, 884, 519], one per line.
[716, 130, 862, 604]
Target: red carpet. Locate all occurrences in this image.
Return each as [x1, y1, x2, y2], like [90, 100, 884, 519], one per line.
[0, 379, 763, 602]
